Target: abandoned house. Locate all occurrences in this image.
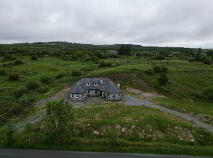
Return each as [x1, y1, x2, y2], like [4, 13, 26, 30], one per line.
[66, 78, 121, 101]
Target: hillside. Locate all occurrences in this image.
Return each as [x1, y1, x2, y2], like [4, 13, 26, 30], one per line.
[0, 43, 213, 156]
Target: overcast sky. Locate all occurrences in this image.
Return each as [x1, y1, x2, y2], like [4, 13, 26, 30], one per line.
[0, 0, 213, 48]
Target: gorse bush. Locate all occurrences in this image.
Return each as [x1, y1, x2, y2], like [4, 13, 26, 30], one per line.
[0, 69, 7, 76]
[153, 55, 166, 60]
[22, 101, 74, 145]
[153, 65, 168, 73]
[71, 70, 81, 77]
[99, 61, 112, 68]
[8, 73, 19, 81]
[31, 55, 38, 60]
[3, 55, 16, 61]
[25, 80, 40, 90]
[158, 73, 169, 87]
[118, 45, 131, 55]
[13, 59, 24, 65]
[203, 87, 213, 101]
[14, 87, 27, 98]
[1, 125, 14, 147]
[40, 76, 53, 84]
[202, 57, 212, 65]
[56, 72, 66, 79]
[38, 86, 49, 93]
[45, 101, 73, 144]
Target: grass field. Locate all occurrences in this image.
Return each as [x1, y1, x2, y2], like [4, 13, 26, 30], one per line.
[1, 102, 213, 156]
[0, 44, 213, 156]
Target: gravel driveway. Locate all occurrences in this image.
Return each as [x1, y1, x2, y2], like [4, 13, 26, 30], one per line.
[123, 95, 213, 134]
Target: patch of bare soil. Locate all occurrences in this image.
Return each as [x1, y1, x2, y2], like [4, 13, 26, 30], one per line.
[125, 88, 165, 100]
[106, 73, 153, 92]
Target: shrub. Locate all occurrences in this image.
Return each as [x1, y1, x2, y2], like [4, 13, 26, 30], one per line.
[136, 53, 142, 57]
[31, 55, 38, 60]
[1, 62, 13, 67]
[56, 72, 66, 79]
[8, 73, 19, 81]
[161, 67, 168, 73]
[14, 87, 27, 98]
[118, 45, 131, 55]
[145, 69, 154, 75]
[3, 55, 16, 61]
[158, 73, 169, 86]
[44, 101, 73, 144]
[2, 125, 14, 147]
[153, 66, 161, 73]
[38, 86, 49, 93]
[13, 59, 24, 65]
[154, 55, 166, 60]
[0, 69, 7, 76]
[99, 61, 112, 68]
[202, 57, 212, 65]
[153, 65, 168, 73]
[40, 76, 53, 84]
[18, 97, 35, 107]
[25, 81, 40, 90]
[71, 70, 81, 77]
[203, 87, 213, 101]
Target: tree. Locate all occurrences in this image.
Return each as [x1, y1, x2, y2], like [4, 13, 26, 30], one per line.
[44, 101, 73, 145]
[71, 70, 81, 77]
[3, 125, 14, 147]
[158, 73, 169, 86]
[118, 45, 131, 55]
[203, 87, 213, 101]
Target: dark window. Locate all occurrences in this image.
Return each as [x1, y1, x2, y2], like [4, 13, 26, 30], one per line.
[86, 82, 90, 86]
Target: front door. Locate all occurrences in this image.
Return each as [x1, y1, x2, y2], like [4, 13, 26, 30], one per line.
[101, 91, 106, 98]
[89, 90, 96, 96]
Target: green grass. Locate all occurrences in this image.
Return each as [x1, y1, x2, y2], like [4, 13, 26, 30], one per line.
[1, 56, 213, 123]
[1, 53, 213, 156]
[5, 103, 213, 156]
[154, 97, 213, 125]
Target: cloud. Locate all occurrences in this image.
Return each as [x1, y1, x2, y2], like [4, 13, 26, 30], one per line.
[0, 0, 213, 48]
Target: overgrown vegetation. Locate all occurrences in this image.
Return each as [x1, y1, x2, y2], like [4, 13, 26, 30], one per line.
[0, 42, 213, 156]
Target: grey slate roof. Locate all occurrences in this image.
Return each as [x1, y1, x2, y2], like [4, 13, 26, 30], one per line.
[70, 78, 120, 94]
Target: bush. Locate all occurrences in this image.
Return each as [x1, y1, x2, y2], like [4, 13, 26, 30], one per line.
[0, 69, 7, 76]
[71, 70, 81, 77]
[31, 55, 38, 60]
[158, 73, 169, 86]
[40, 76, 53, 84]
[44, 101, 73, 145]
[2, 125, 14, 147]
[202, 57, 212, 65]
[153, 65, 168, 73]
[56, 72, 66, 79]
[118, 45, 131, 55]
[25, 80, 40, 90]
[99, 61, 112, 68]
[8, 73, 19, 81]
[203, 87, 213, 101]
[154, 55, 166, 60]
[14, 87, 27, 98]
[153, 66, 161, 73]
[38, 86, 49, 93]
[17, 97, 35, 107]
[3, 55, 16, 61]
[13, 59, 24, 65]
[161, 67, 168, 73]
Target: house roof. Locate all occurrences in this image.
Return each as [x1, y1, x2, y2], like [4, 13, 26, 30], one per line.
[70, 78, 120, 94]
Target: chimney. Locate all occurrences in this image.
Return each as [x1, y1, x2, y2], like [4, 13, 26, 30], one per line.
[117, 83, 120, 89]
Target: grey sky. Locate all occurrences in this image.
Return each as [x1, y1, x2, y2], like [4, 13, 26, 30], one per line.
[0, 0, 213, 48]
